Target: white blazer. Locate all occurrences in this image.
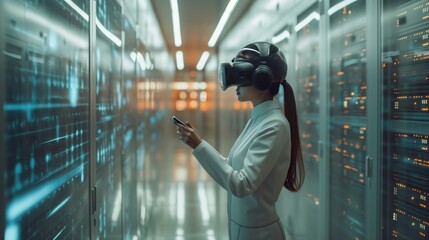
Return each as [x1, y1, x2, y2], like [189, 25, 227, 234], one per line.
[193, 100, 291, 240]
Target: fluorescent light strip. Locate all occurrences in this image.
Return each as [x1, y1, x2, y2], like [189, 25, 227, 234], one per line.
[173, 82, 207, 90]
[65, 0, 89, 21]
[196, 51, 210, 70]
[96, 18, 122, 47]
[294, 11, 320, 32]
[176, 51, 184, 70]
[145, 56, 154, 70]
[65, 0, 121, 47]
[208, 0, 239, 47]
[271, 30, 291, 44]
[130, 52, 137, 62]
[145, 52, 153, 67]
[136, 52, 147, 70]
[170, 0, 182, 47]
[327, 0, 358, 16]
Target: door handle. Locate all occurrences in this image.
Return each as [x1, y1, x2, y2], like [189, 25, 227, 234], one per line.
[365, 156, 373, 179]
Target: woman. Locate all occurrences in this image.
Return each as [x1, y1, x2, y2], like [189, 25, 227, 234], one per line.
[174, 41, 305, 240]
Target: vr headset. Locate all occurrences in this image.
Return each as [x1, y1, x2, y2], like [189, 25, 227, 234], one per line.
[219, 61, 254, 91]
[218, 43, 286, 91]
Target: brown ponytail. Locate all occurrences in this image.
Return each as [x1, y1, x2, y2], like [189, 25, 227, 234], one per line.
[281, 81, 305, 192]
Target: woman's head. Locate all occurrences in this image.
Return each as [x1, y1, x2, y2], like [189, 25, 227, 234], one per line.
[219, 41, 288, 92]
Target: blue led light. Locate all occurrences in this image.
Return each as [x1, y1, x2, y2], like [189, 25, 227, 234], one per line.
[6, 165, 84, 221]
[48, 196, 71, 218]
[69, 73, 79, 107]
[52, 226, 66, 240]
[4, 223, 19, 240]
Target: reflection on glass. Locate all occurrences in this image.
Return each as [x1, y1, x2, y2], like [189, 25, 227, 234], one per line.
[295, 2, 320, 239]
[121, 14, 138, 239]
[328, 0, 367, 238]
[3, 0, 90, 239]
[382, 0, 429, 239]
[95, 0, 123, 238]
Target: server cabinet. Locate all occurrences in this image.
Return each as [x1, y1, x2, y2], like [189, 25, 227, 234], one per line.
[327, 0, 367, 238]
[382, 0, 429, 239]
[94, 0, 124, 238]
[1, 0, 168, 239]
[3, 0, 91, 239]
[295, 2, 322, 239]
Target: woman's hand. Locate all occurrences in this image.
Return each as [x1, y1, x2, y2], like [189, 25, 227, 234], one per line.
[175, 121, 202, 149]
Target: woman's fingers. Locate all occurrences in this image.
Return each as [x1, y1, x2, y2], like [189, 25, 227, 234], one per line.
[176, 125, 190, 140]
[175, 122, 201, 149]
[185, 121, 193, 129]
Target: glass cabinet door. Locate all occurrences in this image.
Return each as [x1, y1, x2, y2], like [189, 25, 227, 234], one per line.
[295, 2, 321, 239]
[328, 0, 367, 238]
[95, 0, 123, 238]
[3, 0, 90, 239]
[121, 13, 138, 239]
[382, 0, 429, 239]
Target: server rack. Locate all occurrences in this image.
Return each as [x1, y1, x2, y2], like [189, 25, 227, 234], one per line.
[382, 0, 429, 239]
[278, 0, 427, 239]
[1, 0, 168, 239]
[328, 0, 367, 238]
[3, 1, 91, 239]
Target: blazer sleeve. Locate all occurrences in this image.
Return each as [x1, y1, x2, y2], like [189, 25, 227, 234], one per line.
[193, 122, 288, 198]
[192, 140, 234, 191]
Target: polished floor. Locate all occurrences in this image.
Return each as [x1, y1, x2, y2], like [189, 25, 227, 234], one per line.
[145, 136, 229, 240]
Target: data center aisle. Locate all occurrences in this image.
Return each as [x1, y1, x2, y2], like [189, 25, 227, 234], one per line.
[145, 133, 229, 240]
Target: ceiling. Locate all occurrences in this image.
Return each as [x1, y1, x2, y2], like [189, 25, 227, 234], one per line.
[150, 0, 255, 71]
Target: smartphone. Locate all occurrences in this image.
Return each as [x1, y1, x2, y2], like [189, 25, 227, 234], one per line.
[172, 116, 187, 127]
